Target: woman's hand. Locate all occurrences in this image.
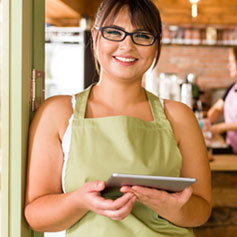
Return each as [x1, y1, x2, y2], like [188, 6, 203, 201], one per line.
[75, 181, 136, 221]
[202, 118, 211, 132]
[209, 123, 226, 135]
[120, 185, 192, 219]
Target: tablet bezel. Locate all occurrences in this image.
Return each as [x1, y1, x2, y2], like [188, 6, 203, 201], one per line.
[105, 173, 197, 193]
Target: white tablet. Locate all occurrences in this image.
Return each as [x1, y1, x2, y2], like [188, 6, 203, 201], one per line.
[105, 173, 197, 193]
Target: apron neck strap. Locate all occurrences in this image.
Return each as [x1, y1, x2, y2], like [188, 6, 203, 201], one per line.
[145, 90, 166, 122]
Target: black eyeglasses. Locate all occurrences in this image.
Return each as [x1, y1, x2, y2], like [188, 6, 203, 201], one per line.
[95, 26, 157, 46]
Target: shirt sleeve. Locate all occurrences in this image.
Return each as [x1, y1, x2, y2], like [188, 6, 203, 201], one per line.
[223, 83, 235, 101]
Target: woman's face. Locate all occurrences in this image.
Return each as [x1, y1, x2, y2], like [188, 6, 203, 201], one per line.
[93, 6, 158, 82]
[227, 50, 237, 78]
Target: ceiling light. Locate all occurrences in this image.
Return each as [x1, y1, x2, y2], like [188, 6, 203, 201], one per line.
[189, 0, 199, 18]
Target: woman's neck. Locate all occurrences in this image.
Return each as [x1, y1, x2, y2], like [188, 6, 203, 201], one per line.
[90, 78, 147, 110]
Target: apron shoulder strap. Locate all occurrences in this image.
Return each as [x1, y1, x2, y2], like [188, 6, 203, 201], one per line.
[74, 84, 94, 119]
[145, 90, 172, 128]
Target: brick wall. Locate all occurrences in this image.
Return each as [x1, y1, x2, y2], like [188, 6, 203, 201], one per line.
[155, 45, 236, 90]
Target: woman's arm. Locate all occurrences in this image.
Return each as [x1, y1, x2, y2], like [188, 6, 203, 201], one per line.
[24, 95, 86, 232]
[207, 98, 224, 123]
[206, 96, 237, 135]
[24, 96, 136, 232]
[162, 100, 212, 226]
[210, 121, 237, 134]
[121, 100, 212, 227]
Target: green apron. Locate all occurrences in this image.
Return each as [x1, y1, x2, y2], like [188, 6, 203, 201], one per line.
[64, 85, 194, 236]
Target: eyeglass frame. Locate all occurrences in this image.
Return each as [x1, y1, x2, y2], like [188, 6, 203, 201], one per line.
[94, 26, 157, 46]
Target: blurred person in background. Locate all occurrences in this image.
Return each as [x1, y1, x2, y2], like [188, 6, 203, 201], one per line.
[204, 47, 237, 153]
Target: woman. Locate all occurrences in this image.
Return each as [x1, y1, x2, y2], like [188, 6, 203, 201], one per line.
[24, 0, 211, 236]
[205, 47, 237, 153]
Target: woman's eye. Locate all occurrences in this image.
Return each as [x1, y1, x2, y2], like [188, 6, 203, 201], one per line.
[106, 30, 121, 36]
[135, 33, 151, 39]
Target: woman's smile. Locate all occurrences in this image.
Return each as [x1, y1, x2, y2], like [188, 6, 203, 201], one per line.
[113, 55, 138, 66]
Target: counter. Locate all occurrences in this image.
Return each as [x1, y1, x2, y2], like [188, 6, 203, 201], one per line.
[194, 154, 237, 237]
[210, 154, 237, 171]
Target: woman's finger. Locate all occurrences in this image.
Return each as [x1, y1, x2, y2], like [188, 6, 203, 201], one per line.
[83, 181, 105, 192]
[102, 196, 136, 220]
[91, 192, 135, 211]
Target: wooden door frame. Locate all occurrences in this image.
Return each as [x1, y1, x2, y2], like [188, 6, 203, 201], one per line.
[1, 0, 45, 236]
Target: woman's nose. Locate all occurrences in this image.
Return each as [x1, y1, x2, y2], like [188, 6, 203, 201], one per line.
[119, 35, 135, 49]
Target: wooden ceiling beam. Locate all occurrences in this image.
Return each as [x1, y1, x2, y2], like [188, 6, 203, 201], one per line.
[46, 0, 80, 19]
[46, 17, 80, 27]
[153, 0, 237, 25]
[82, 0, 101, 18]
[46, 0, 237, 26]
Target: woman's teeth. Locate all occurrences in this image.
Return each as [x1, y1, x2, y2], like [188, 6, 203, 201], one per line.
[115, 56, 137, 62]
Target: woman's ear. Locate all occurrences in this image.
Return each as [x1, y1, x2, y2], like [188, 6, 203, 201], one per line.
[90, 27, 100, 74]
[91, 27, 96, 41]
[91, 27, 97, 53]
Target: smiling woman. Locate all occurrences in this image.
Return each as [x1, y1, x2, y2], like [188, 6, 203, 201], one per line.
[24, 1, 211, 236]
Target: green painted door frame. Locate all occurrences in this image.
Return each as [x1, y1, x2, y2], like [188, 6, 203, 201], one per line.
[1, 0, 45, 236]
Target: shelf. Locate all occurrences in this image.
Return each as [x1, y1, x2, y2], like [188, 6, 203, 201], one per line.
[162, 42, 237, 47]
[162, 23, 237, 48]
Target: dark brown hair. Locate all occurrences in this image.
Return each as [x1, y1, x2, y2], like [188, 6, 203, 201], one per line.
[92, 0, 162, 74]
[232, 47, 237, 62]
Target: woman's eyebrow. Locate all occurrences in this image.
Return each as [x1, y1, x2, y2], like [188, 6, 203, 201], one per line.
[107, 24, 124, 30]
[105, 24, 149, 32]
